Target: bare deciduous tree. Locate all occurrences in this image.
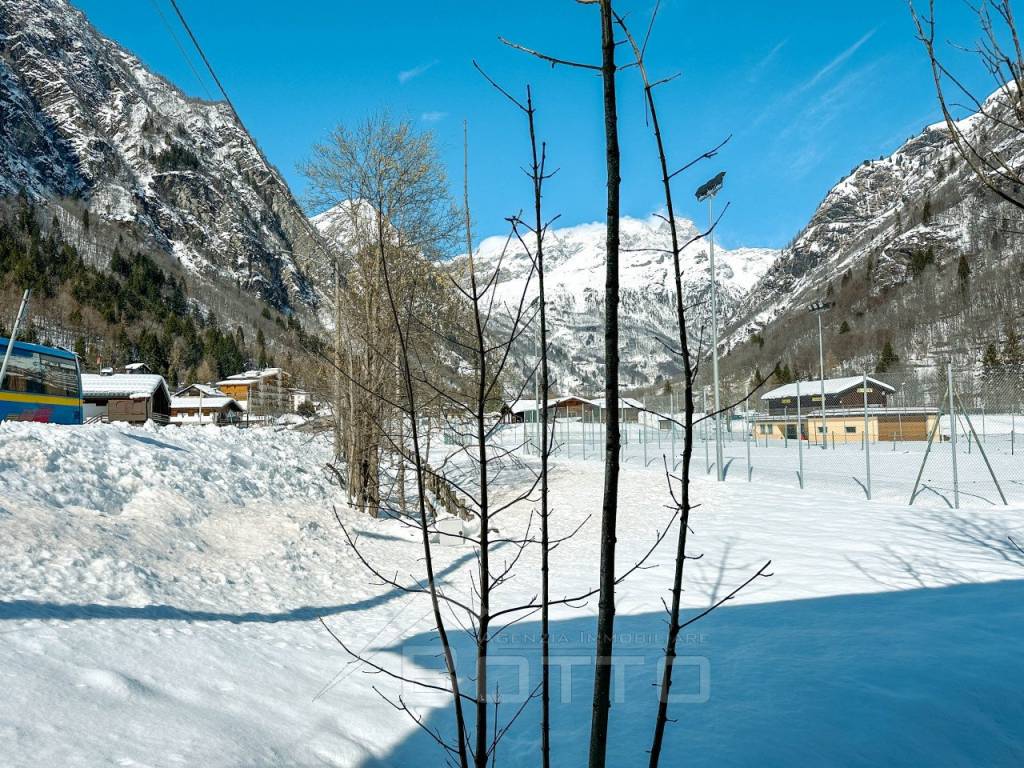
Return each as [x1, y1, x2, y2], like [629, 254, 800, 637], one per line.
[911, 0, 1024, 211]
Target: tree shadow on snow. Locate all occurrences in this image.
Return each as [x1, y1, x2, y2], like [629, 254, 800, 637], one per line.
[361, 580, 1024, 768]
[0, 548, 480, 625]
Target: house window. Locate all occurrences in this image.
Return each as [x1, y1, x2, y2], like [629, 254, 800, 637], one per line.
[845, 426, 857, 434]
[816, 426, 827, 434]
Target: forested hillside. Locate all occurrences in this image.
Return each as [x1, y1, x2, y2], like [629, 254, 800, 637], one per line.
[0, 195, 321, 387]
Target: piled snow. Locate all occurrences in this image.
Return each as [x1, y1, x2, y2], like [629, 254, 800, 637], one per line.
[1, 421, 1022, 766]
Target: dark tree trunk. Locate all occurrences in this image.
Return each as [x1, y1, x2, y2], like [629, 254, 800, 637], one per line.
[589, 2, 621, 767]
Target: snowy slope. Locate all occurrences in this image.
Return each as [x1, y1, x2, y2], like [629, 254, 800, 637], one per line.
[0, 0, 315, 312]
[726, 85, 1024, 368]
[458, 215, 778, 390]
[2, 421, 1023, 766]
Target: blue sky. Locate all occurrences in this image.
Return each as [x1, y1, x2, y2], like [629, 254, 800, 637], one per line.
[73, 1, 987, 250]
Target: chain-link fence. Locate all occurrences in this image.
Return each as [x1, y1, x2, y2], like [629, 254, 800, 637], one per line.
[488, 364, 1024, 509]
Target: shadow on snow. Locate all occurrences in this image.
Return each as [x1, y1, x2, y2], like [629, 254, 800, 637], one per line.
[362, 579, 1024, 767]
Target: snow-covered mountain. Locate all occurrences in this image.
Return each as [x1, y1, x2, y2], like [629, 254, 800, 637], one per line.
[0, 0, 315, 312]
[722, 86, 1024, 387]
[462, 215, 778, 390]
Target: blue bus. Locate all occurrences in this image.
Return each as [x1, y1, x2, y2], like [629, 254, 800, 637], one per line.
[0, 337, 83, 425]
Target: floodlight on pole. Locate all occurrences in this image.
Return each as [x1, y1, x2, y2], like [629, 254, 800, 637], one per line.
[807, 299, 834, 450]
[696, 171, 726, 480]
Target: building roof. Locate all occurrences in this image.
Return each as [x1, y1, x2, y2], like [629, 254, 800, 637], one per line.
[760, 376, 895, 401]
[217, 368, 286, 386]
[81, 373, 169, 400]
[124, 362, 151, 372]
[174, 383, 226, 397]
[170, 396, 241, 411]
[507, 395, 643, 413]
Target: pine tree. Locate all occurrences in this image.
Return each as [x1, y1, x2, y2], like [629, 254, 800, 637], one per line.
[957, 254, 971, 293]
[876, 341, 899, 373]
[921, 197, 932, 224]
[839, 320, 851, 334]
[982, 342, 1001, 373]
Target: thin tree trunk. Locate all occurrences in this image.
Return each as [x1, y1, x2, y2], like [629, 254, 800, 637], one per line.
[377, 206, 470, 768]
[589, 2, 621, 766]
[525, 85, 553, 768]
[465, 123, 492, 768]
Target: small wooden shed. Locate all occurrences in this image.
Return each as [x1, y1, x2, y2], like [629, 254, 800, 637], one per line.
[81, 373, 171, 424]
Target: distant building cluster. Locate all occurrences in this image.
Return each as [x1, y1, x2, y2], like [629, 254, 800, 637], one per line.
[79, 363, 311, 426]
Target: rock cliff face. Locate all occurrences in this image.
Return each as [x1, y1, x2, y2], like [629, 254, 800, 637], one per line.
[722, 87, 1024, 391]
[0, 0, 316, 313]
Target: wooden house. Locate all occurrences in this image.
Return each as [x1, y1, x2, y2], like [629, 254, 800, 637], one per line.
[169, 394, 244, 426]
[760, 376, 895, 415]
[81, 373, 171, 424]
[754, 377, 937, 443]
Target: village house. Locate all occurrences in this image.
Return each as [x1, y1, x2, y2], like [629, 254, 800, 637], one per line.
[754, 376, 938, 443]
[169, 384, 244, 426]
[501, 395, 643, 423]
[216, 368, 291, 414]
[81, 373, 171, 425]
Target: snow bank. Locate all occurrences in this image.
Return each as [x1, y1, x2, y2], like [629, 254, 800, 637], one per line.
[0, 421, 331, 516]
[1, 421, 1023, 766]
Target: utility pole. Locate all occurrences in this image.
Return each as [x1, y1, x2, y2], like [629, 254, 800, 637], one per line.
[697, 172, 726, 481]
[808, 300, 833, 450]
[0, 289, 31, 389]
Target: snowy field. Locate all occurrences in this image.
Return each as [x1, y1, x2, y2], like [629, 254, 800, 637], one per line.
[499, 420, 1024, 508]
[2, 420, 1023, 766]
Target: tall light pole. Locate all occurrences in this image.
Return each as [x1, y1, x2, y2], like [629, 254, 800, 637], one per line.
[807, 300, 833, 450]
[697, 171, 726, 481]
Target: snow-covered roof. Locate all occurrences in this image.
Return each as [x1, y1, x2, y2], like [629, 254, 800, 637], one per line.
[170, 396, 240, 411]
[760, 376, 895, 401]
[174, 383, 226, 397]
[218, 368, 285, 386]
[81, 374, 169, 400]
[124, 362, 150, 372]
[507, 395, 642, 412]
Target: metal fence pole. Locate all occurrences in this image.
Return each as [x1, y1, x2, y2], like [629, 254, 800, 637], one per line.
[948, 363, 960, 510]
[863, 371, 871, 500]
[745, 409, 752, 481]
[703, 388, 710, 474]
[797, 380, 804, 489]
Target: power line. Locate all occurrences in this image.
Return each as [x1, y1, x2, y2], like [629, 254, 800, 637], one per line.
[147, 0, 213, 101]
[164, 0, 343, 285]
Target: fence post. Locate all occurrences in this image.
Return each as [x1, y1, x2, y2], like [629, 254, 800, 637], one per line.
[948, 363, 960, 510]
[642, 406, 648, 467]
[703, 388, 711, 474]
[797, 380, 804, 489]
[745, 409, 752, 481]
[863, 371, 871, 500]
[1013, 411, 1016, 456]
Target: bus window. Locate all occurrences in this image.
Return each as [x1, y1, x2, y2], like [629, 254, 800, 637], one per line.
[1, 349, 43, 394]
[40, 354, 80, 398]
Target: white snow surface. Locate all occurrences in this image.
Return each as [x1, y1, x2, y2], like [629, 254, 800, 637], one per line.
[1, 420, 1022, 766]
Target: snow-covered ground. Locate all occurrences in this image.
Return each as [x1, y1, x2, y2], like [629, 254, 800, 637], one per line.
[1, 420, 1023, 766]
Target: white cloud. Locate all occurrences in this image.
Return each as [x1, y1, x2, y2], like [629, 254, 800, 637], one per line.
[749, 39, 787, 82]
[420, 111, 448, 123]
[800, 29, 876, 94]
[398, 60, 438, 84]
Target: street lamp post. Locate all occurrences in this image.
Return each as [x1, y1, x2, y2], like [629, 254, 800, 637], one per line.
[697, 171, 726, 481]
[808, 300, 833, 450]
